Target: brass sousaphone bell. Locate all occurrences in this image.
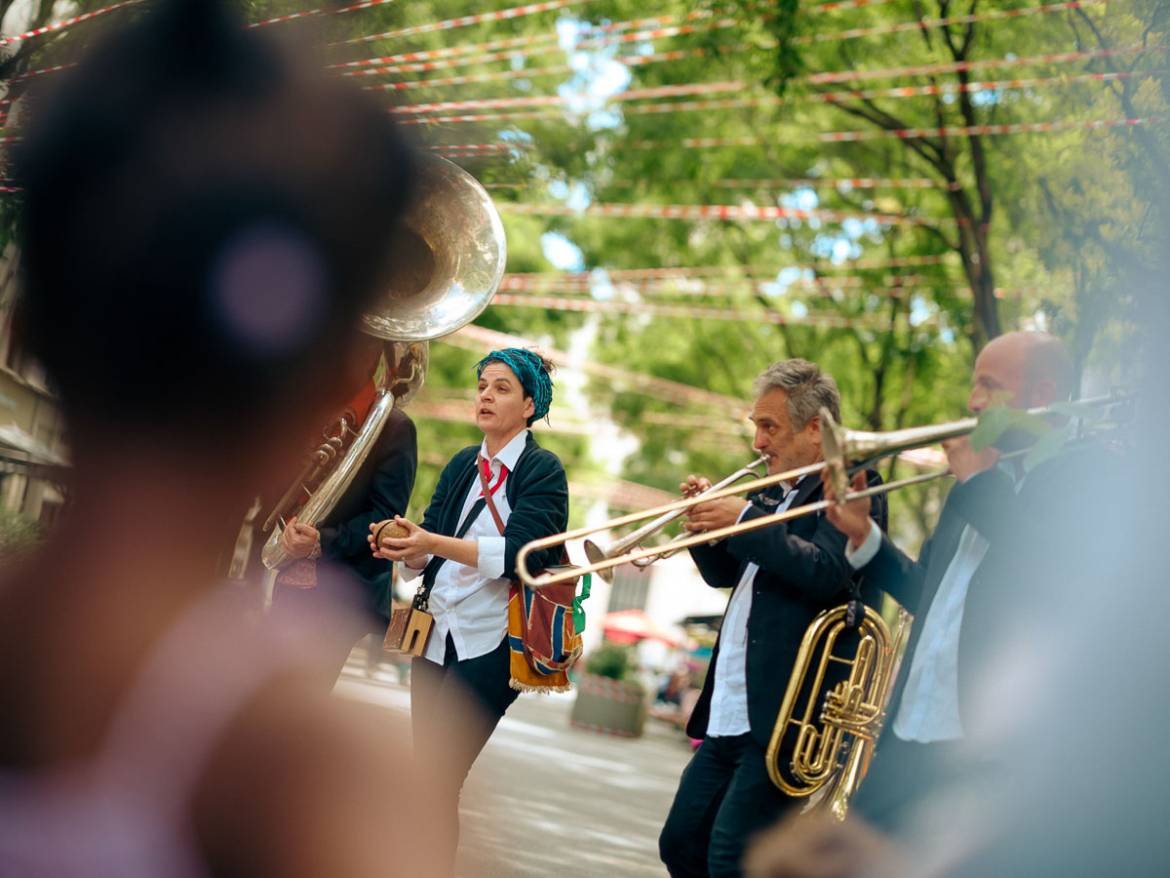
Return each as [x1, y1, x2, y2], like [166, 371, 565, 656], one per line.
[260, 156, 506, 572]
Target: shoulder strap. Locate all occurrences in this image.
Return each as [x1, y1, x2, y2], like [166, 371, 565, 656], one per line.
[417, 455, 505, 603]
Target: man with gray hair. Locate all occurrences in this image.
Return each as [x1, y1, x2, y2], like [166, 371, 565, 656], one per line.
[658, 359, 887, 878]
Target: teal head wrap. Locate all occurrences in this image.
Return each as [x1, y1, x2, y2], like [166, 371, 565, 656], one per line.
[475, 347, 553, 425]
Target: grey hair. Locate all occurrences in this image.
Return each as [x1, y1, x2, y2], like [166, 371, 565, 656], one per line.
[752, 359, 841, 429]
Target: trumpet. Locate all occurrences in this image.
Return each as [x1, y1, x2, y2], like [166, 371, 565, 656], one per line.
[514, 392, 1125, 590]
[582, 454, 770, 582]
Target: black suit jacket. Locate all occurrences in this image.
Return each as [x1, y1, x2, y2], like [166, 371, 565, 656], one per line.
[317, 406, 417, 618]
[863, 441, 1109, 733]
[686, 468, 888, 747]
[418, 431, 569, 589]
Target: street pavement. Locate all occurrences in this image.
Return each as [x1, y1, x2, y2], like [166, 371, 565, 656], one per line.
[336, 654, 693, 878]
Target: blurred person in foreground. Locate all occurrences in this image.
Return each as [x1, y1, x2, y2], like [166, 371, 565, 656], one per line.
[657, 359, 888, 878]
[0, 1, 451, 875]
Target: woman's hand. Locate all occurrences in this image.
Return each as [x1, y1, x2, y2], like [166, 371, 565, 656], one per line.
[368, 516, 432, 565]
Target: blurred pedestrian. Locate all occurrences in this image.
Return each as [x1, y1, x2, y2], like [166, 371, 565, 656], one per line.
[0, 1, 449, 874]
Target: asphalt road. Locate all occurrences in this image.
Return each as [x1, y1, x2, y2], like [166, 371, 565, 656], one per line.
[336, 656, 693, 878]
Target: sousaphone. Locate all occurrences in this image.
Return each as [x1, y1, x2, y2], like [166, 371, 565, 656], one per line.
[258, 156, 506, 572]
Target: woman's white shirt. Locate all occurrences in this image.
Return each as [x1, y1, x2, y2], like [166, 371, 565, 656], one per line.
[401, 429, 529, 664]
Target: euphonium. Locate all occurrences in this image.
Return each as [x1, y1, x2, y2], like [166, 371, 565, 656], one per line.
[766, 601, 913, 819]
[258, 156, 506, 573]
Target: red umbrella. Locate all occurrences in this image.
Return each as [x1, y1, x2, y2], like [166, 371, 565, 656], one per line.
[601, 609, 681, 647]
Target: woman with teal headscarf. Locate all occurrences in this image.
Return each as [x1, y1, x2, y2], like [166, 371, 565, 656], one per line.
[371, 347, 567, 868]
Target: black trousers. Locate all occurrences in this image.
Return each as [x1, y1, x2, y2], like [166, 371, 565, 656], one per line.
[411, 634, 519, 874]
[659, 733, 797, 878]
[850, 735, 974, 837]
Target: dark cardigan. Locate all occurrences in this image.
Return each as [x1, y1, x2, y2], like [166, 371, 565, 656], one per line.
[418, 431, 569, 588]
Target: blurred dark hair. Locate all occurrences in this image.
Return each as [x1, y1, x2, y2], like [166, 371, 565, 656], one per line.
[12, 0, 416, 443]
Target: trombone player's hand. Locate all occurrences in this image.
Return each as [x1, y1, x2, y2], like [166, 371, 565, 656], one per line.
[824, 472, 873, 552]
[681, 473, 750, 534]
[680, 474, 712, 497]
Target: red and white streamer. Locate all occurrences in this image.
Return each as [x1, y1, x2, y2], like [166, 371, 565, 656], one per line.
[817, 115, 1162, 143]
[249, 0, 401, 29]
[807, 43, 1159, 84]
[427, 142, 519, 157]
[8, 61, 77, 83]
[499, 274, 936, 297]
[350, 18, 738, 78]
[794, 0, 1098, 45]
[343, 0, 590, 46]
[819, 69, 1147, 103]
[492, 293, 860, 327]
[391, 81, 742, 115]
[399, 69, 1146, 124]
[0, 0, 144, 48]
[333, 10, 715, 70]
[368, 46, 708, 92]
[622, 115, 1161, 150]
[499, 201, 935, 226]
[372, 40, 1151, 97]
[358, 0, 1095, 79]
[502, 257, 952, 282]
[811, 0, 898, 12]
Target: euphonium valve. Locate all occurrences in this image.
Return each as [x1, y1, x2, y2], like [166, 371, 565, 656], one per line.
[766, 601, 912, 820]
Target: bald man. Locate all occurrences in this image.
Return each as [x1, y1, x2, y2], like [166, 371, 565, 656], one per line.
[824, 331, 1077, 832]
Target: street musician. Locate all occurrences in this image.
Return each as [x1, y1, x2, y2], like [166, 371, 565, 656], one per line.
[823, 331, 1076, 833]
[658, 359, 888, 878]
[267, 336, 419, 684]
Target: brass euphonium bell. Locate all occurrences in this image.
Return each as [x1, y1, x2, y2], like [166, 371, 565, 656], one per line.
[765, 601, 912, 820]
[259, 156, 506, 572]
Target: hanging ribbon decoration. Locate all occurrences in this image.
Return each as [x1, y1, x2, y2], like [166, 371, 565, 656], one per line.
[0, 0, 145, 48]
[619, 115, 1161, 149]
[331, 10, 716, 70]
[341, 0, 592, 46]
[351, 0, 1096, 78]
[397, 70, 1146, 126]
[491, 294, 887, 329]
[498, 201, 942, 227]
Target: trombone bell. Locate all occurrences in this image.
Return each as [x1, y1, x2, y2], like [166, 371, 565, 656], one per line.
[582, 540, 618, 583]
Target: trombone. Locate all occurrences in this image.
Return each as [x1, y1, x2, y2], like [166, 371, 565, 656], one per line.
[582, 453, 770, 582]
[514, 393, 1124, 590]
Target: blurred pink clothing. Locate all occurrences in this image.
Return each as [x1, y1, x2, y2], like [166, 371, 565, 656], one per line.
[0, 587, 316, 877]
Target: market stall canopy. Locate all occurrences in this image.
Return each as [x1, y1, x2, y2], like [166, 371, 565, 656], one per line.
[601, 609, 681, 647]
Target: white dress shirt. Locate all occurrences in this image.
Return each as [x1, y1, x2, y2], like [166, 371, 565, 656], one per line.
[707, 481, 802, 737]
[846, 516, 989, 743]
[401, 429, 529, 665]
